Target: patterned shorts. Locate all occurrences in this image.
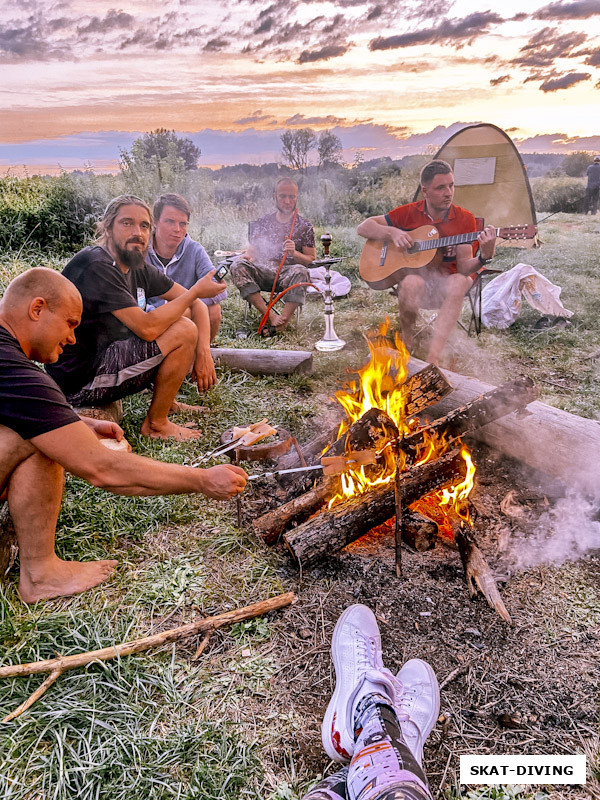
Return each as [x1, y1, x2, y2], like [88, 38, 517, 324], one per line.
[67, 337, 164, 408]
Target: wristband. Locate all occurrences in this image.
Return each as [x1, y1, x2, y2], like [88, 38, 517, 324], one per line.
[478, 253, 491, 266]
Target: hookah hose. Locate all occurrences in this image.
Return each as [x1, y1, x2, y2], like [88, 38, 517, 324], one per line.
[258, 281, 320, 333]
[257, 208, 299, 334]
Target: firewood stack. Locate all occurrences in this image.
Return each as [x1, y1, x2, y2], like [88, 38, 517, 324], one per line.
[252, 366, 538, 623]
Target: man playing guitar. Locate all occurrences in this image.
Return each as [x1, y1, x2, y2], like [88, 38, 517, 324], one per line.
[356, 159, 497, 365]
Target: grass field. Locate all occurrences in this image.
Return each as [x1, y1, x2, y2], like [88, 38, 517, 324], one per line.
[0, 212, 599, 799]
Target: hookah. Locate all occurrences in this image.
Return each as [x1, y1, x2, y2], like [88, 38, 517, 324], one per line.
[314, 231, 346, 352]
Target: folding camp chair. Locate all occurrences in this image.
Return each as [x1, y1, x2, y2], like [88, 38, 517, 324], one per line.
[458, 218, 501, 337]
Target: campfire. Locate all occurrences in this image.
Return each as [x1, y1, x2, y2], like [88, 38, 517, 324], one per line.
[325, 320, 476, 528]
[252, 323, 539, 622]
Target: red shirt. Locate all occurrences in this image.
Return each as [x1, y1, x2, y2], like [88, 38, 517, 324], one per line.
[385, 201, 478, 274]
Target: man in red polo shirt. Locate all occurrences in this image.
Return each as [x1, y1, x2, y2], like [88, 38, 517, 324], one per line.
[357, 160, 497, 365]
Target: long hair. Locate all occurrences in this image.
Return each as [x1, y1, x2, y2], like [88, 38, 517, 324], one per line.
[95, 195, 153, 244]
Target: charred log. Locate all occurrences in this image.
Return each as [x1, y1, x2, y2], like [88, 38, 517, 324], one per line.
[284, 449, 464, 568]
[402, 375, 538, 464]
[253, 478, 336, 545]
[454, 525, 512, 624]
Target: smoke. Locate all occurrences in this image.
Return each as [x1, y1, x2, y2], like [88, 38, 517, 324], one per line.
[503, 489, 600, 571]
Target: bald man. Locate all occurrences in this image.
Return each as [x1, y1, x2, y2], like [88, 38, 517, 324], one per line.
[0, 268, 247, 603]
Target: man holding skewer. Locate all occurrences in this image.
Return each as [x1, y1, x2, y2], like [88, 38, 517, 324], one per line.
[0, 268, 246, 602]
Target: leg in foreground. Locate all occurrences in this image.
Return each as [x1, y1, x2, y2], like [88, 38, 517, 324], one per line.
[305, 604, 439, 800]
[427, 273, 472, 366]
[397, 275, 426, 354]
[141, 317, 203, 440]
[0, 427, 117, 602]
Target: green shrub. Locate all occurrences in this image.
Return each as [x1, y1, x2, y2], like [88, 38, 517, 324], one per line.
[0, 173, 108, 253]
[531, 176, 586, 213]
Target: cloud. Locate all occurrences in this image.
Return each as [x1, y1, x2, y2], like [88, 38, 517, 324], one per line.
[366, 6, 383, 21]
[537, 0, 600, 19]
[490, 74, 511, 85]
[585, 49, 600, 65]
[512, 27, 587, 68]
[234, 109, 277, 125]
[203, 37, 229, 51]
[297, 43, 349, 63]
[369, 11, 503, 50]
[283, 113, 348, 126]
[77, 10, 134, 35]
[539, 71, 591, 90]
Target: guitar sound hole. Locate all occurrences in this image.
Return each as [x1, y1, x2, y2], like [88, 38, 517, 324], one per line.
[406, 244, 419, 254]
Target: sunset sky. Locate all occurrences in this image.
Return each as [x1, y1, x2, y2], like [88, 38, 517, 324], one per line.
[1, 0, 600, 173]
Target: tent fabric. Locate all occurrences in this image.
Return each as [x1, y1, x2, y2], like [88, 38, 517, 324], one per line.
[414, 124, 537, 249]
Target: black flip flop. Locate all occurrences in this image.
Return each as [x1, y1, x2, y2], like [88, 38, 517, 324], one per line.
[260, 324, 278, 338]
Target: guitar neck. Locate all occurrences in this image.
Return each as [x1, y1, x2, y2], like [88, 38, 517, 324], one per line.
[415, 228, 499, 252]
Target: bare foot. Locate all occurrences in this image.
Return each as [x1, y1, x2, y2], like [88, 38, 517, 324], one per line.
[19, 556, 118, 603]
[169, 400, 208, 415]
[140, 418, 203, 440]
[269, 310, 285, 328]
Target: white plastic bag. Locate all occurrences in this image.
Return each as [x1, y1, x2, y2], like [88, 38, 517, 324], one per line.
[307, 267, 351, 297]
[480, 263, 573, 329]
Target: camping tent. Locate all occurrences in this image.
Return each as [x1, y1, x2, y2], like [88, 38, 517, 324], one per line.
[414, 123, 538, 249]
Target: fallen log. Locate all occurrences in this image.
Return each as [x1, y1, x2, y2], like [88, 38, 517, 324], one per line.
[0, 591, 296, 722]
[211, 347, 313, 375]
[408, 357, 600, 498]
[284, 450, 464, 568]
[401, 375, 538, 464]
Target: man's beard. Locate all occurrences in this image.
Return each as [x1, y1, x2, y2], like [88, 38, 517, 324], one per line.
[114, 241, 147, 269]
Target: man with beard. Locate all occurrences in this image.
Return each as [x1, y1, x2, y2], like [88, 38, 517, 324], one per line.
[230, 178, 316, 332]
[47, 195, 226, 440]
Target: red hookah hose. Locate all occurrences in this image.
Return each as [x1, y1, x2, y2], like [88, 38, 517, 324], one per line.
[258, 281, 320, 333]
[258, 208, 298, 334]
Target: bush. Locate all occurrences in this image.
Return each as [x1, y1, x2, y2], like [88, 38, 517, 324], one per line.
[0, 172, 110, 253]
[531, 176, 586, 213]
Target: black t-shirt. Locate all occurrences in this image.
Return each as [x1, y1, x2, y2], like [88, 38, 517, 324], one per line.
[47, 245, 173, 395]
[0, 325, 79, 440]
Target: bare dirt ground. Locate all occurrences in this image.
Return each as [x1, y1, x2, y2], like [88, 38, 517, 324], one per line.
[254, 440, 600, 799]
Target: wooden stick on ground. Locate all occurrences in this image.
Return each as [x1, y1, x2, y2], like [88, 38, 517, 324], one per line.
[0, 592, 296, 721]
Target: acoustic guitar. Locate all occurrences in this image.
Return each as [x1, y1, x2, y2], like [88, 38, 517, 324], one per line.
[359, 223, 537, 290]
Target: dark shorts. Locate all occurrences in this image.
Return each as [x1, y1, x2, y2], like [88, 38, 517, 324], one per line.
[67, 337, 164, 408]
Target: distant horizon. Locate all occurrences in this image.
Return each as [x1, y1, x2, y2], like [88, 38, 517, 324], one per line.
[1, 122, 597, 178]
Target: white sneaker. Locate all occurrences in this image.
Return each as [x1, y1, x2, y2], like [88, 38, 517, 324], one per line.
[395, 659, 440, 766]
[321, 604, 400, 763]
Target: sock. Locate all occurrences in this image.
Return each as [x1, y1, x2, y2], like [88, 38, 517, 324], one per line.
[347, 696, 432, 800]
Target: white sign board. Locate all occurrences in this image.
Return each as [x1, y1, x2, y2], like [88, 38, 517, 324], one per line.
[453, 157, 496, 186]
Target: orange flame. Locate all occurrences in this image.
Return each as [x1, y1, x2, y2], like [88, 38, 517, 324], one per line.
[327, 319, 476, 525]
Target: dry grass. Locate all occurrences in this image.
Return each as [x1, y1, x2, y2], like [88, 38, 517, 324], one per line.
[1, 212, 599, 799]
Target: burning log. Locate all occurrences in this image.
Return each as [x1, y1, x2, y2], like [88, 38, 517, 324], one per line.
[253, 477, 336, 544]
[254, 483, 438, 549]
[283, 450, 464, 568]
[323, 408, 398, 458]
[276, 364, 451, 474]
[401, 375, 538, 464]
